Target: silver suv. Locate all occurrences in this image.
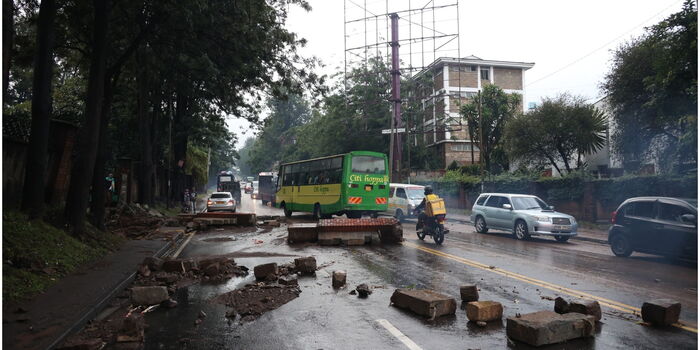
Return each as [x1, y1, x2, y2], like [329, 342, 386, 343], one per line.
[470, 193, 578, 242]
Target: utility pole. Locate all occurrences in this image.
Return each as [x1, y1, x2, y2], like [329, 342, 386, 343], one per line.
[390, 13, 402, 182]
[478, 91, 484, 193]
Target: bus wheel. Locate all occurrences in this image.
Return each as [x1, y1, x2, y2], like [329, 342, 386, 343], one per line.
[282, 203, 292, 218]
[312, 204, 321, 221]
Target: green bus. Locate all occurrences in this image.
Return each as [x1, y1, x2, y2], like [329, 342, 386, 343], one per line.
[274, 151, 390, 219]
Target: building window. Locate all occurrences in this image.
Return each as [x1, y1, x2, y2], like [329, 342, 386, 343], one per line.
[450, 143, 480, 152]
[480, 68, 490, 81]
[470, 66, 477, 72]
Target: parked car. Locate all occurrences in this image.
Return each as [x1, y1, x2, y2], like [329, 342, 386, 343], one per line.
[251, 181, 259, 199]
[384, 183, 425, 220]
[470, 193, 578, 242]
[207, 192, 236, 212]
[608, 197, 697, 259]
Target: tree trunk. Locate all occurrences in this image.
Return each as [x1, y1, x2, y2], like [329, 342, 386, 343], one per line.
[3, 0, 14, 105]
[64, 0, 111, 235]
[89, 78, 115, 230]
[21, 0, 56, 219]
[172, 91, 189, 205]
[137, 46, 154, 206]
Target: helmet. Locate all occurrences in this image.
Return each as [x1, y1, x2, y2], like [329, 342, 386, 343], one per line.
[424, 186, 433, 195]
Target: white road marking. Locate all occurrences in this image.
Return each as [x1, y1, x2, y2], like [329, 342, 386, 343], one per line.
[376, 319, 423, 350]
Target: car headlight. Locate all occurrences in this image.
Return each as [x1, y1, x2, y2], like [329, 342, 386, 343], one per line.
[531, 216, 551, 222]
[570, 217, 576, 224]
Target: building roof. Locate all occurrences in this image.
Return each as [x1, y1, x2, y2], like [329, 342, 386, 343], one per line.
[412, 56, 535, 79]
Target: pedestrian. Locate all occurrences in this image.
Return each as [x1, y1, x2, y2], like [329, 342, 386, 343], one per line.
[183, 188, 191, 213]
[190, 188, 197, 213]
[105, 173, 116, 206]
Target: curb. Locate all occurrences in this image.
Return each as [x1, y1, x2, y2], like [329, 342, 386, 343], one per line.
[571, 235, 609, 245]
[45, 229, 184, 350]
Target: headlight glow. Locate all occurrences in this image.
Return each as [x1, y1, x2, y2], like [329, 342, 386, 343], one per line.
[532, 216, 551, 222]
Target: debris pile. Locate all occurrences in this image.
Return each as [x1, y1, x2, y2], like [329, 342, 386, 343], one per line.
[106, 203, 169, 239]
[134, 256, 249, 289]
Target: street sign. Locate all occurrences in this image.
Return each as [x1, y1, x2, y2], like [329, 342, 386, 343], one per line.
[381, 128, 406, 134]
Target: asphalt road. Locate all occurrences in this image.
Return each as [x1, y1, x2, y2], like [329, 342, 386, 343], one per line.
[144, 196, 698, 349]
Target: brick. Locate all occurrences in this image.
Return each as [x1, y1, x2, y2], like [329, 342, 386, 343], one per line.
[466, 301, 502, 322]
[287, 223, 318, 243]
[253, 263, 278, 280]
[294, 257, 317, 274]
[460, 285, 479, 302]
[642, 299, 681, 326]
[332, 270, 347, 288]
[131, 286, 169, 306]
[390, 289, 457, 319]
[506, 311, 595, 347]
[554, 297, 602, 322]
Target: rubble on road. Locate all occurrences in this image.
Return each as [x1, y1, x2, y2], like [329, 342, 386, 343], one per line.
[554, 297, 602, 322]
[294, 256, 317, 274]
[254, 263, 279, 280]
[131, 286, 169, 306]
[641, 299, 681, 326]
[460, 285, 479, 302]
[278, 275, 299, 286]
[356, 284, 372, 298]
[332, 270, 347, 288]
[286, 218, 403, 244]
[116, 314, 146, 343]
[134, 256, 249, 289]
[390, 289, 456, 319]
[506, 311, 595, 346]
[466, 301, 503, 322]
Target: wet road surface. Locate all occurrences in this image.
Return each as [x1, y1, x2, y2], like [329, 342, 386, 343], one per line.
[144, 196, 698, 349]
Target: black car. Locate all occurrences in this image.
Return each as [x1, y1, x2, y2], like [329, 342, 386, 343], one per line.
[608, 197, 697, 259]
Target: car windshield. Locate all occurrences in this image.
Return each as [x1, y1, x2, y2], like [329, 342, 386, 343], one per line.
[511, 196, 549, 210]
[211, 193, 230, 199]
[405, 188, 424, 200]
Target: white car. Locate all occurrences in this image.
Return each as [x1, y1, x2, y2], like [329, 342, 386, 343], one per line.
[386, 183, 425, 221]
[207, 192, 236, 212]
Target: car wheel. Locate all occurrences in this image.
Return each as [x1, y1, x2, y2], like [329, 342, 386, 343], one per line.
[395, 209, 404, 222]
[282, 203, 292, 218]
[514, 220, 530, 240]
[554, 235, 570, 243]
[433, 226, 445, 245]
[475, 216, 488, 234]
[312, 204, 321, 221]
[610, 234, 633, 257]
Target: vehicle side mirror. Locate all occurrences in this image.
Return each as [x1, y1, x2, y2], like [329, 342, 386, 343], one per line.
[502, 204, 512, 210]
[681, 214, 696, 224]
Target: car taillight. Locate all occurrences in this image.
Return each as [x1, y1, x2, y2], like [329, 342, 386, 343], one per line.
[611, 210, 617, 224]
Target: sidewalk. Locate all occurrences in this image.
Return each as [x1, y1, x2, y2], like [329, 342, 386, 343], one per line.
[3, 228, 182, 350]
[446, 212, 609, 244]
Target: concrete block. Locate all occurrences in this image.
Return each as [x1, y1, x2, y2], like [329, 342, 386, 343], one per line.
[264, 220, 281, 227]
[466, 301, 502, 322]
[162, 259, 185, 273]
[287, 223, 318, 243]
[254, 263, 278, 280]
[554, 297, 602, 322]
[131, 286, 169, 306]
[332, 270, 347, 288]
[642, 299, 681, 326]
[278, 275, 298, 286]
[390, 289, 457, 319]
[506, 311, 595, 347]
[344, 238, 366, 246]
[294, 256, 317, 274]
[460, 285, 479, 302]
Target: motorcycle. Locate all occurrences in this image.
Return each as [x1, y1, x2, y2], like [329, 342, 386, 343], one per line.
[415, 207, 448, 245]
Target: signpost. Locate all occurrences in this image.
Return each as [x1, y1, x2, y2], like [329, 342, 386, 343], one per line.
[381, 128, 406, 134]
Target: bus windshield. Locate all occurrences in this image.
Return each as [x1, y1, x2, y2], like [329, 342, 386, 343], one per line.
[351, 156, 385, 174]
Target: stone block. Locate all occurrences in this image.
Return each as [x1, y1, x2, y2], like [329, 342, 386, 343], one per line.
[332, 270, 347, 288]
[142, 257, 163, 271]
[278, 275, 298, 286]
[460, 285, 479, 302]
[287, 223, 318, 243]
[506, 311, 595, 347]
[131, 286, 169, 306]
[162, 259, 185, 273]
[390, 289, 457, 319]
[554, 297, 602, 322]
[264, 220, 281, 227]
[294, 257, 317, 274]
[466, 301, 502, 322]
[254, 263, 278, 280]
[642, 299, 681, 326]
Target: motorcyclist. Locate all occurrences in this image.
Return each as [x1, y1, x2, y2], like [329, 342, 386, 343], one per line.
[415, 186, 439, 231]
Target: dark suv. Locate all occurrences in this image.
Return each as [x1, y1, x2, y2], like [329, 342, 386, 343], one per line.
[608, 197, 697, 259]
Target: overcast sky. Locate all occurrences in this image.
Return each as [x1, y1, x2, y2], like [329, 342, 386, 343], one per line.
[230, 0, 686, 149]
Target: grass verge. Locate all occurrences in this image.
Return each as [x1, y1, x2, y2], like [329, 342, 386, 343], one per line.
[3, 210, 123, 302]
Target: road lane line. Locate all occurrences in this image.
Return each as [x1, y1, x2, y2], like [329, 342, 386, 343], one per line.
[402, 241, 698, 333]
[376, 319, 423, 350]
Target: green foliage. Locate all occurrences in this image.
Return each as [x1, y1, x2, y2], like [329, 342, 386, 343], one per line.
[592, 174, 697, 206]
[2, 211, 121, 301]
[447, 160, 459, 171]
[602, 0, 697, 171]
[505, 94, 606, 175]
[459, 164, 481, 176]
[460, 84, 521, 174]
[185, 144, 209, 188]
